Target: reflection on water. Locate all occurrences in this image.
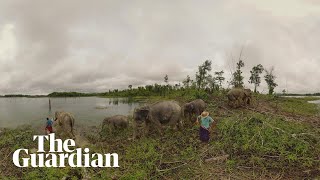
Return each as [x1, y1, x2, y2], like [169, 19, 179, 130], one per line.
[0, 97, 141, 128]
[309, 99, 320, 105]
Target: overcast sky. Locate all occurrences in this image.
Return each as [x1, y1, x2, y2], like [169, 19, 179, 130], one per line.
[0, 0, 319, 95]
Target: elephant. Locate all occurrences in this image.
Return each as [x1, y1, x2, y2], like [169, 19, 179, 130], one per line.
[183, 99, 206, 124]
[243, 88, 252, 105]
[54, 111, 76, 139]
[227, 88, 252, 108]
[133, 100, 182, 138]
[101, 115, 128, 133]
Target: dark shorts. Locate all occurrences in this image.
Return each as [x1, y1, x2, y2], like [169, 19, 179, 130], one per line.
[46, 126, 53, 133]
[199, 126, 210, 142]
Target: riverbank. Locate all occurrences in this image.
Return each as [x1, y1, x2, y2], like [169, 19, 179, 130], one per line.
[1, 95, 320, 179]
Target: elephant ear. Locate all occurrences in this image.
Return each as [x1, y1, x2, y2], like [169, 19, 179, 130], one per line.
[135, 107, 150, 121]
[141, 109, 150, 119]
[54, 111, 60, 121]
[243, 89, 251, 96]
[190, 104, 194, 110]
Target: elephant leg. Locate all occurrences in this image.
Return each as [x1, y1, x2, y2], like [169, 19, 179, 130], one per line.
[150, 117, 163, 135]
[195, 109, 200, 116]
[236, 98, 240, 108]
[133, 123, 139, 139]
[69, 122, 75, 139]
[108, 124, 112, 133]
[244, 97, 248, 106]
[68, 127, 75, 139]
[247, 97, 252, 106]
[188, 113, 193, 125]
[178, 118, 183, 130]
[186, 113, 190, 126]
[168, 114, 180, 130]
[144, 122, 150, 136]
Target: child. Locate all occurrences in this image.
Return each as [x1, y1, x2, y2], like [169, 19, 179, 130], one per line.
[45, 117, 54, 134]
[196, 111, 214, 142]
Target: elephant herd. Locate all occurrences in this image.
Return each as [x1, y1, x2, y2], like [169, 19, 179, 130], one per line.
[102, 100, 206, 139]
[53, 88, 253, 139]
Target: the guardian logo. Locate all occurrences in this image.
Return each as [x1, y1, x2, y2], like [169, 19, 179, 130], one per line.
[12, 133, 119, 168]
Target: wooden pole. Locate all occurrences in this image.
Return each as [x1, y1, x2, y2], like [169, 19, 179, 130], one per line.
[49, 98, 51, 111]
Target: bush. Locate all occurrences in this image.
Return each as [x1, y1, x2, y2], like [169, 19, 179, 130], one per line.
[215, 113, 320, 172]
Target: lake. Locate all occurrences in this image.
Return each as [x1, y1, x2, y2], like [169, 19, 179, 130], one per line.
[0, 97, 141, 128]
[309, 99, 320, 104]
[283, 96, 320, 105]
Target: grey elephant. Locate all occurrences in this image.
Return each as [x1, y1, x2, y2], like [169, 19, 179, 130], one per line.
[183, 99, 206, 124]
[227, 88, 252, 108]
[101, 115, 128, 133]
[54, 111, 76, 139]
[133, 100, 182, 138]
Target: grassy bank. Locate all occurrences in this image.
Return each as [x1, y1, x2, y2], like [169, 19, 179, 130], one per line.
[1, 95, 320, 179]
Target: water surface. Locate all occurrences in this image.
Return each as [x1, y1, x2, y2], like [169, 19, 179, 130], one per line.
[0, 97, 140, 128]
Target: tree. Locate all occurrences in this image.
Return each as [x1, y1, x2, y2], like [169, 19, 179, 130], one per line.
[164, 74, 169, 84]
[182, 75, 193, 88]
[196, 60, 212, 89]
[282, 89, 286, 95]
[206, 74, 217, 91]
[214, 71, 225, 89]
[230, 60, 245, 88]
[264, 67, 278, 95]
[128, 85, 132, 90]
[249, 64, 264, 93]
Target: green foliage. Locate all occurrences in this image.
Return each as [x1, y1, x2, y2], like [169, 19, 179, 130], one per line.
[215, 113, 320, 172]
[249, 64, 264, 93]
[182, 75, 193, 88]
[164, 74, 169, 84]
[280, 92, 320, 96]
[123, 138, 160, 177]
[214, 70, 225, 89]
[230, 60, 245, 88]
[24, 168, 71, 180]
[1, 97, 320, 179]
[48, 92, 98, 97]
[2, 94, 46, 97]
[196, 60, 212, 89]
[0, 126, 36, 152]
[274, 97, 320, 116]
[264, 67, 278, 95]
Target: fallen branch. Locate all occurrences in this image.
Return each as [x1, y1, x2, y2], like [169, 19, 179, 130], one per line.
[218, 106, 235, 114]
[161, 160, 183, 164]
[243, 106, 296, 122]
[156, 163, 187, 172]
[205, 154, 229, 163]
[0, 150, 14, 164]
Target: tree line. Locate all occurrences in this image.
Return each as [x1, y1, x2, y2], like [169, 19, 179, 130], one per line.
[102, 58, 279, 98]
[3, 58, 317, 98]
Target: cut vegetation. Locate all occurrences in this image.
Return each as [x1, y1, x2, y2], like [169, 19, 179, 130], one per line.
[1, 94, 319, 179]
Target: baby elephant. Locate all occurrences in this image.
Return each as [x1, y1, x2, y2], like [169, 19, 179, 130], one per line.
[101, 115, 129, 133]
[183, 99, 206, 124]
[227, 88, 252, 108]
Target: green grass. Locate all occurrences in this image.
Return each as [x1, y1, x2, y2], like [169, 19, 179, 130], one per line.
[274, 97, 320, 116]
[215, 113, 320, 172]
[3, 113, 319, 179]
[1, 94, 320, 179]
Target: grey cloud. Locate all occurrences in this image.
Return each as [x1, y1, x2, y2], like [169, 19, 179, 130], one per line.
[0, 0, 319, 94]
